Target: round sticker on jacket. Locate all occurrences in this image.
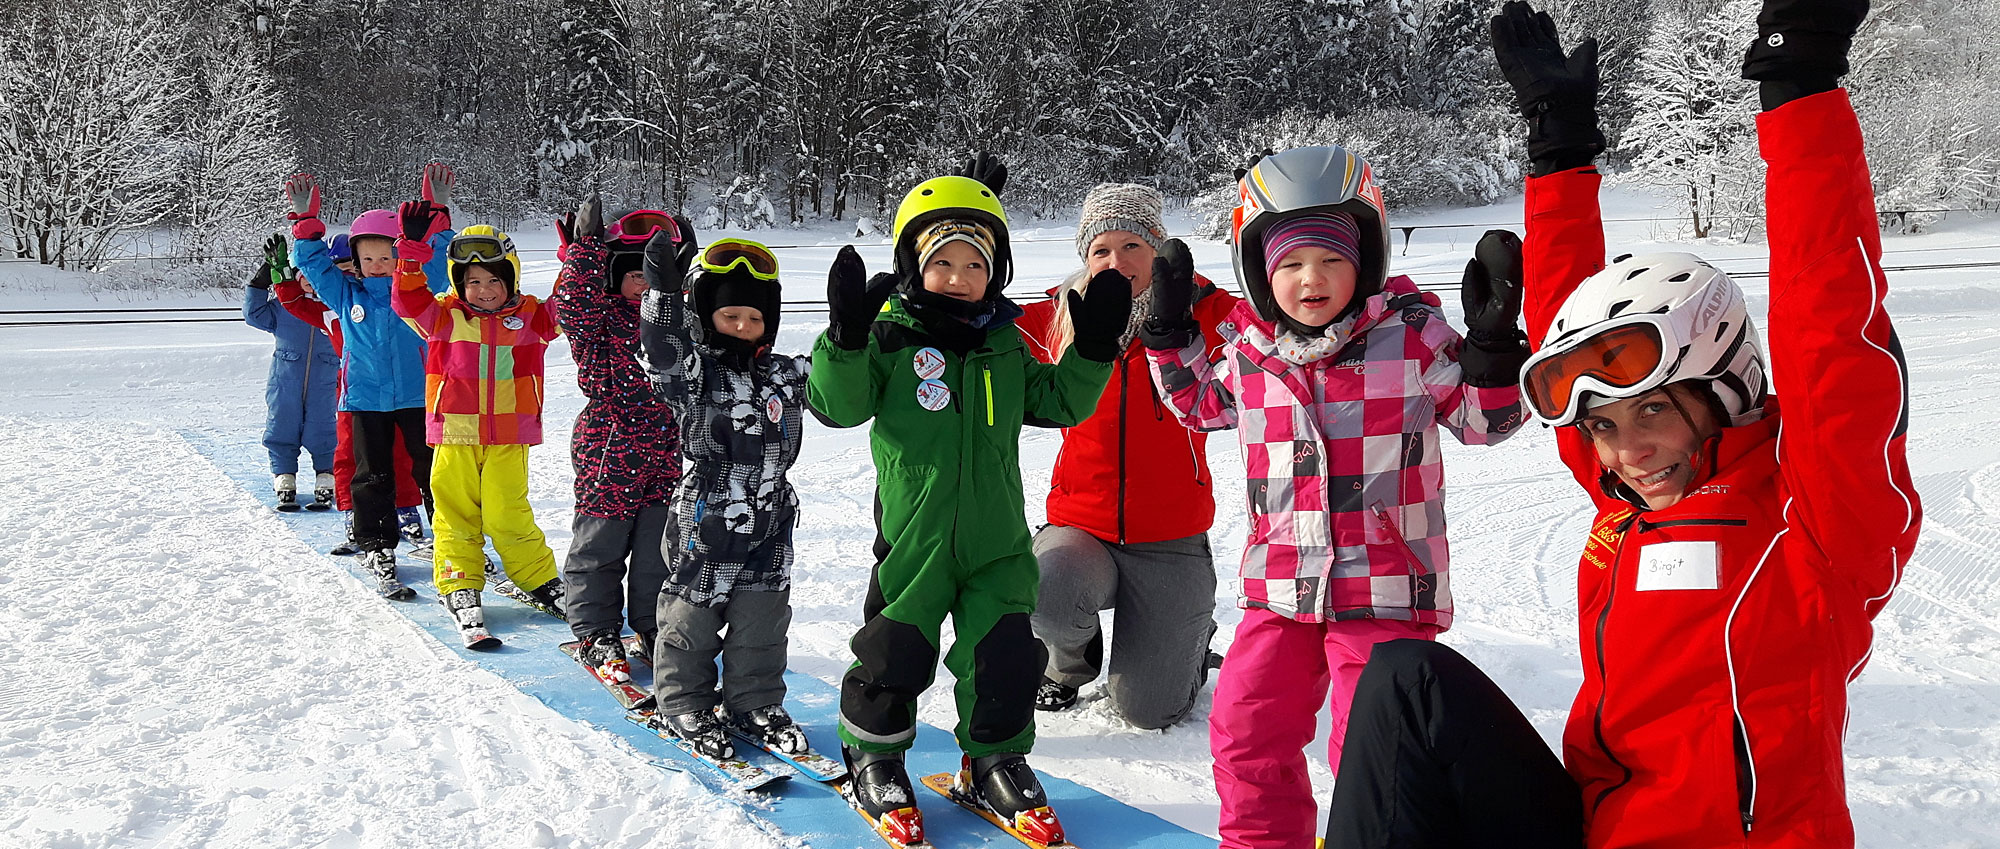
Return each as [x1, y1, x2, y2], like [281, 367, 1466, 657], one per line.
[502, 316, 524, 331]
[912, 347, 946, 380]
[349, 304, 366, 323]
[765, 395, 783, 423]
[915, 379, 952, 411]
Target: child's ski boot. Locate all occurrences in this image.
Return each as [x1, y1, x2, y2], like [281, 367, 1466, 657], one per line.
[954, 753, 1065, 848]
[661, 709, 735, 760]
[630, 628, 656, 668]
[273, 474, 300, 512]
[306, 472, 334, 511]
[443, 588, 499, 650]
[731, 704, 809, 756]
[363, 548, 415, 601]
[524, 579, 567, 621]
[577, 630, 633, 684]
[330, 512, 358, 556]
[843, 746, 925, 848]
[396, 506, 427, 543]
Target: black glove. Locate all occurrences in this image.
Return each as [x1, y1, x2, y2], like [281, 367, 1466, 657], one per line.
[1067, 268, 1136, 363]
[247, 262, 273, 290]
[644, 228, 697, 295]
[1490, 1, 1605, 177]
[1743, 0, 1865, 108]
[958, 152, 1008, 195]
[1458, 230, 1531, 388]
[398, 200, 444, 242]
[1232, 148, 1276, 183]
[558, 193, 607, 250]
[827, 245, 899, 351]
[1141, 238, 1198, 350]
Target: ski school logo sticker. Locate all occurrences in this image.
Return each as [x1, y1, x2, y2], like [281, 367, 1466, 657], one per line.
[765, 395, 783, 423]
[912, 347, 946, 380]
[915, 379, 952, 411]
[349, 304, 366, 323]
[502, 316, 524, 331]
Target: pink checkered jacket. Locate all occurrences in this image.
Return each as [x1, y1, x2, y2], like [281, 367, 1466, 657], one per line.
[1146, 276, 1526, 626]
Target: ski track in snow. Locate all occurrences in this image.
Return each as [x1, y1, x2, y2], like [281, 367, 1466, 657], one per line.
[4, 194, 1999, 846]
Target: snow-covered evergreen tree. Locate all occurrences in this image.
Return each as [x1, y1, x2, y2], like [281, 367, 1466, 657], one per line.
[175, 10, 296, 263]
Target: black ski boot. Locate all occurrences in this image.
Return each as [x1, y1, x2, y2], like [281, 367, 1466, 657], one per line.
[843, 746, 924, 847]
[330, 511, 359, 556]
[525, 579, 567, 621]
[661, 709, 734, 760]
[630, 628, 656, 668]
[731, 704, 808, 755]
[443, 588, 499, 650]
[959, 753, 1065, 846]
[577, 630, 632, 683]
[364, 548, 415, 601]
[397, 506, 427, 543]
[1034, 677, 1078, 711]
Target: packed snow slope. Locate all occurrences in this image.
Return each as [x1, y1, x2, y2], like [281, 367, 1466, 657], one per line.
[4, 191, 1998, 848]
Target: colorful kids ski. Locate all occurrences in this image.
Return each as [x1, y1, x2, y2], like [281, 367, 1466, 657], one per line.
[920, 771, 1076, 849]
[728, 727, 846, 782]
[838, 779, 932, 849]
[558, 634, 654, 710]
[626, 708, 787, 791]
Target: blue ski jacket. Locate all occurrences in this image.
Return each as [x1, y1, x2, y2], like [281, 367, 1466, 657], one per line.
[294, 231, 452, 412]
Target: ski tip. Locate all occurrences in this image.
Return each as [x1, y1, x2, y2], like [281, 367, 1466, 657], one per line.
[386, 588, 418, 602]
[466, 636, 502, 651]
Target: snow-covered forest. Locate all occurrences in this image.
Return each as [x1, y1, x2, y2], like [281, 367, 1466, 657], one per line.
[3, 0, 1999, 265]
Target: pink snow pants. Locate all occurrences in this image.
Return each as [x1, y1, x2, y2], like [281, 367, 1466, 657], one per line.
[1211, 608, 1438, 849]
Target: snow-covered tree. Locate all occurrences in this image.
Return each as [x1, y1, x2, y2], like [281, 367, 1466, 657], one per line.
[0, 5, 186, 266]
[175, 16, 297, 263]
[1619, 0, 1761, 239]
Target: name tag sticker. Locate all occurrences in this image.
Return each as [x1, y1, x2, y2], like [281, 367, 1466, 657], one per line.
[1635, 540, 1720, 591]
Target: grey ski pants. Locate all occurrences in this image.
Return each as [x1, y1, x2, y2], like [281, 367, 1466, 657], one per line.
[1029, 525, 1218, 729]
[652, 587, 791, 716]
[561, 503, 672, 642]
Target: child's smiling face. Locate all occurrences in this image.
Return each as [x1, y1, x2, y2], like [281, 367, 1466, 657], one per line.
[1270, 245, 1357, 329]
[353, 237, 395, 278]
[921, 241, 989, 302]
[461, 264, 511, 311]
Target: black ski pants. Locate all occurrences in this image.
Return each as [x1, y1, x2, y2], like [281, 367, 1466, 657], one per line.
[1325, 640, 1584, 849]
[350, 408, 433, 552]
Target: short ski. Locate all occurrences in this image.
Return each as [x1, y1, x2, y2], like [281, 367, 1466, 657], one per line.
[729, 726, 847, 782]
[558, 635, 654, 710]
[920, 772, 1076, 849]
[626, 709, 787, 791]
[839, 778, 932, 849]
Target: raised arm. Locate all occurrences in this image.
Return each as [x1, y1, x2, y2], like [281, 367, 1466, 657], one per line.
[806, 245, 899, 428]
[390, 201, 450, 337]
[1750, 0, 1919, 594]
[1021, 270, 1124, 427]
[1139, 240, 1239, 432]
[551, 195, 618, 340]
[637, 228, 703, 412]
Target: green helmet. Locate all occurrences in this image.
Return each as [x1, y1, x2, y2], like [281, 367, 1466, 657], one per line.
[891, 176, 1012, 296]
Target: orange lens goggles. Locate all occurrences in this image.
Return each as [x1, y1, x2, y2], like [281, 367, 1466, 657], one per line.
[700, 239, 779, 280]
[607, 210, 680, 245]
[1522, 321, 1670, 424]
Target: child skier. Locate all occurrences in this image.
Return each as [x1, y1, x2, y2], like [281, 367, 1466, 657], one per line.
[277, 236, 433, 556]
[388, 200, 566, 649]
[286, 165, 455, 598]
[807, 174, 1129, 847]
[1138, 146, 1531, 849]
[243, 233, 338, 511]
[633, 223, 810, 761]
[552, 196, 685, 679]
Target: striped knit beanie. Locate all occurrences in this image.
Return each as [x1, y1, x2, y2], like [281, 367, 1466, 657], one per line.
[1263, 213, 1362, 280]
[915, 218, 997, 271]
[1075, 183, 1166, 259]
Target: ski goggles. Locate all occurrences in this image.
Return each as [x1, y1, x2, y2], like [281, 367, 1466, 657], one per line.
[607, 209, 682, 245]
[700, 239, 779, 280]
[447, 234, 514, 264]
[1521, 313, 1692, 426]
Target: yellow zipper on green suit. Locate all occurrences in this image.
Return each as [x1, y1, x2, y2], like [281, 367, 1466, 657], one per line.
[983, 365, 994, 427]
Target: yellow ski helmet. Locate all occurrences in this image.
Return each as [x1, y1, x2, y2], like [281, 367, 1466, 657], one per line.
[446, 225, 524, 298]
[891, 176, 1012, 295]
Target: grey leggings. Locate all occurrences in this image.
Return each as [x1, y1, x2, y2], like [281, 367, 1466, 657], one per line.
[1029, 525, 1218, 729]
[651, 587, 791, 716]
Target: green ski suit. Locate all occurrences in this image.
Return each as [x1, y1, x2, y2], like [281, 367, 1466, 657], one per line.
[809, 297, 1112, 757]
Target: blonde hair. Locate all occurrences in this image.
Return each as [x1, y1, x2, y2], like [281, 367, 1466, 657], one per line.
[1046, 268, 1091, 361]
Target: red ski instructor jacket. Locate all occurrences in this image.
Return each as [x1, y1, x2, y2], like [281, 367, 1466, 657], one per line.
[1524, 89, 1920, 849]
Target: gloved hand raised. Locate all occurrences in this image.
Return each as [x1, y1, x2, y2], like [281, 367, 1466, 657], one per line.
[1458, 229, 1531, 388]
[421, 163, 455, 212]
[557, 193, 607, 261]
[1742, 0, 1867, 107]
[1489, 1, 1605, 176]
[395, 200, 444, 263]
[826, 245, 900, 351]
[643, 228, 698, 295]
[957, 152, 1008, 195]
[1141, 238, 1198, 350]
[1067, 268, 1136, 363]
[282, 174, 325, 240]
[261, 233, 290, 282]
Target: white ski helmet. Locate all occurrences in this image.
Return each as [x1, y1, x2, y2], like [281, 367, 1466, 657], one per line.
[1522, 252, 1768, 427]
[1230, 145, 1391, 326]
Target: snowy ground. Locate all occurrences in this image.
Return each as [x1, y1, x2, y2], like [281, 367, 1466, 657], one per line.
[4, 190, 1998, 848]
